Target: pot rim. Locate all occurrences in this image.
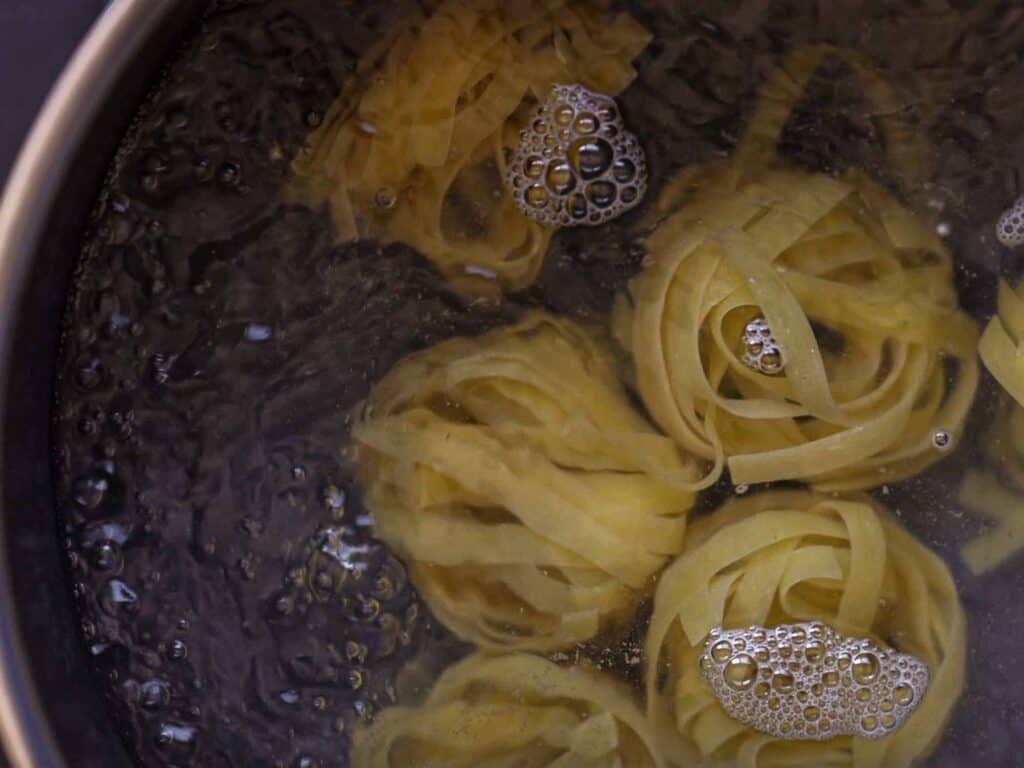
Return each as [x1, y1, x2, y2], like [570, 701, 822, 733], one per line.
[0, 1, 181, 765]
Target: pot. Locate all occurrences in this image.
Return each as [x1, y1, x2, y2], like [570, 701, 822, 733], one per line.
[0, 2, 205, 765]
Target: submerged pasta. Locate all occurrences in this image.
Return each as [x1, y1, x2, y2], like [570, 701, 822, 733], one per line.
[613, 46, 979, 491]
[956, 281, 1024, 572]
[351, 653, 664, 767]
[979, 279, 1024, 407]
[353, 313, 698, 651]
[291, 0, 650, 290]
[644, 490, 966, 768]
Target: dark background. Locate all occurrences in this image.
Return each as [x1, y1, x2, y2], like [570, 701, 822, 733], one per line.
[0, 0, 108, 189]
[0, 4, 108, 766]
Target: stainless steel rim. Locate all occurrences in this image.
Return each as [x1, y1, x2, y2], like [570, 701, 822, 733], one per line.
[0, 1, 180, 765]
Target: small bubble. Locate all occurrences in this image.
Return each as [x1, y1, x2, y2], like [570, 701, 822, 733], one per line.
[772, 673, 794, 693]
[932, 430, 952, 450]
[852, 653, 880, 684]
[723, 654, 758, 690]
[374, 187, 397, 209]
[525, 184, 550, 208]
[894, 684, 914, 706]
[710, 640, 733, 662]
[167, 639, 188, 661]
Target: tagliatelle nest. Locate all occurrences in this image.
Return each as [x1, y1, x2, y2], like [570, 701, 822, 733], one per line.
[645, 490, 966, 768]
[612, 45, 979, 491]
[353, 313, 699, 651]
[290, 0, 651, 290]
[351, 653, 664, 767]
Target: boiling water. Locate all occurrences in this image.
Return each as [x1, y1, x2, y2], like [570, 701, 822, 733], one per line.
[53, 0, 1024, 765]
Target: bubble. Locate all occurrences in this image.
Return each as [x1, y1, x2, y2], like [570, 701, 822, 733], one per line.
[567, 193, 588, 220]
[805, 640, 825, 662]
[570, 138, 614, 180]
[894, 684, 914, 706]
[724, 654, 758, 690]
[167, 639, 188, 661]
[699, 622, 930, 742]
[545, 161, 576, 195]
[586, 180, 617, 208]
[772, 673, 794, 693]
[554, 103, 575, 125]
[852, 653, 880, 684]
[996, 195, 1024, 248]
[741, 317, 786, 375]
[931, 429, 952, 450]
[374, 187, 397, 209]
[573, 112, 599, 134]
[507, 84, 646, 226]
[711, 640, 733, 662]
[525, 156, 546, 179]
[525, 185, 550, 208]
[72, 472, 109, 510]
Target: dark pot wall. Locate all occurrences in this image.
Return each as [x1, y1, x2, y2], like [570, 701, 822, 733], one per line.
[0, 3, 206, 766]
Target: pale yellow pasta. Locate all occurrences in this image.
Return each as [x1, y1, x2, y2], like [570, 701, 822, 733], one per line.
[978, 279, 1024, 408]
[290, 0, 650, 290]
[613, 45, 979, 491]
[353, 312, 699, 651]
[351, 653, 664, 768]
[952, 282, 1024, 572]
[645, 490, 966, 768]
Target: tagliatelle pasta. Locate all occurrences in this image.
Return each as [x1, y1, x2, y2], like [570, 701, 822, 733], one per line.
[353, 312, 699, 651]
[351, 653, 664, 767]
[979, 279, 1024, 408]
[645, 490, 967, 768]
[290, 0, 650, 290]
[613, 45, 979, 491]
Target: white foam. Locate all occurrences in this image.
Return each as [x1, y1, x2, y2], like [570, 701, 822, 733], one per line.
[506, 84, 647, 227]
[997, 195, 1024, 248]
[699, 622, 929, 741]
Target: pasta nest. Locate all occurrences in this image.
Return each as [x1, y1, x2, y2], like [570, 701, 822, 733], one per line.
[291, 0, 651, 290]
[644, 490, 966, 768]
[353, 313, 699, 651]
[613, 46, 979, 492]
[351, 653, 664, 767]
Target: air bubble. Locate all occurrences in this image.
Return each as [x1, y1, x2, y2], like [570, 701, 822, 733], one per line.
[996, 195, 1024, 248]
[525, 185, 550, 208]
[894, 684, 914, 706]
[545, 161, 576, 195]
[710, 640, 733, 662]
[586, 180, 617, 208]
[852, 653, 880, 684]
[525, 156, 545, 179]
[724, 654, 758, 690]
[741, 317, 786, 375]
[699, 622, 930, 742]
[932, 429, 952, 450]
[554, 103, 574, 125]
[506, 84, 646, 226]
[772, 673, 794, 693]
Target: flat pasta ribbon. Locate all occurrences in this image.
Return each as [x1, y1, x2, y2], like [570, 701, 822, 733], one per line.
[354, 312, 699, 651]
[290, 0, 651, 290]
[644, 490, 966, 768]
[613, 45, 979, 491]
[351, 653, 664, 767]
[978, 279, 1024, 408]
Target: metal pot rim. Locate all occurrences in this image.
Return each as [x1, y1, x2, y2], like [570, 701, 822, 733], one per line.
[0, 2, 180, 765]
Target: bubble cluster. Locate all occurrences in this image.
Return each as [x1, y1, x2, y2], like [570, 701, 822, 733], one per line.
[699, 622, 929, 741]
[507, 84, 647, 227]
[741, 317, 786, 375]
[997, 195, 1024, 248]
